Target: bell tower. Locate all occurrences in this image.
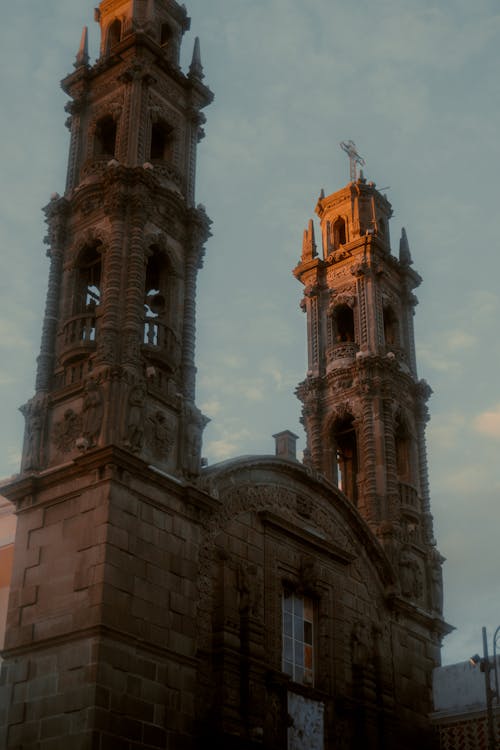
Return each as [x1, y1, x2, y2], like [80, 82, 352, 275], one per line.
[29, 0, 212, 481]
[0, 3, 214, 748]
[295, 165, 443, 612]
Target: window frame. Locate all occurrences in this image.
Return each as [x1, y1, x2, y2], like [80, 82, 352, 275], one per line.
[282, 589, 315, 687]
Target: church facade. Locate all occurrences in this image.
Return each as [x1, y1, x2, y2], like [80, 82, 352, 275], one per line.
[0, 1, 450, 748]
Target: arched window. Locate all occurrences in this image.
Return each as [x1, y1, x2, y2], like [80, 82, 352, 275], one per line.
[332, 416, 358, 504]
[395, 418, 412, 484]
[333, 304, 355, 343]
[75, 244, 101, 342]
[333, 217, 347, 248]
[160, 22, 173, 47]
[107, 19, 122, 51]
[379, 218, 386, 237]
[150, 122, 174, 161]
[94, 116, 117, 158]
[143, 247, 177, 349]
[383, 306, 399, 348]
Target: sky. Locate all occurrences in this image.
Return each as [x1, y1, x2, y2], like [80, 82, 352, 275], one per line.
[0, 0, 499, 667]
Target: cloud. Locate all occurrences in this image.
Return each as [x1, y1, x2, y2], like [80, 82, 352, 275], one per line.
[474, 406, 500, 438]
[445, 331, 476, 352]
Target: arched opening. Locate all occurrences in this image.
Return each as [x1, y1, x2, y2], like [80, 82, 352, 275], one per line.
[333, 217, 347, 248]
[150, 122, 174, 161]
[333, 304, 355, 343]
[379, 218, 386, 237]
[383, 306, 399, 348]
[107, 19, 122, 51]
[74, 244, 102, 343]
[395, 419, 411, 484]
[94, 116, 117, 158]
[160, 22, 173, 47]
[144, 250, 166, 347]
[332, 416, 358, 504]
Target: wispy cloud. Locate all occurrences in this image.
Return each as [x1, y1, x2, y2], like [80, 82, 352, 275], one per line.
[474, 405, 500, 438]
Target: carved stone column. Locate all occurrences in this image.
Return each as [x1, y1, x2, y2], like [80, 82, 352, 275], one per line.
[35, 198, 69, 392]
[122, 193, 148, 370]
[100, 178, 128, 365]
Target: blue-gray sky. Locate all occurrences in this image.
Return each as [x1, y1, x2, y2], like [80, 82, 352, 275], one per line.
[1, 0, 499, 666]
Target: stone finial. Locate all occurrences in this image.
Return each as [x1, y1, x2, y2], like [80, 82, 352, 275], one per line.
[302, 219, 317, 261]
[189, 37, 204, 79]
[75, 26, 89, 68]
[273, 430, 299, 461]
[399, 227, 413, 266]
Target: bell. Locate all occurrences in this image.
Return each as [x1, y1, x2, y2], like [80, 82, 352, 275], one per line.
[147, 293, 165, 314]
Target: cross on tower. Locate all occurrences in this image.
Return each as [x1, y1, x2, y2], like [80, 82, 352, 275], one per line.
[340, 140, 365, 182]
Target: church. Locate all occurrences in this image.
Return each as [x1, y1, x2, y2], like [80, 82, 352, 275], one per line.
[0, 1, 451, 748]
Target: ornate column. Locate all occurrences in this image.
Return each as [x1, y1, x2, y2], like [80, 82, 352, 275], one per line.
[382, 389, 400, 523]
[357, 385, 378, 525]
[35, 197, 69, 392]
[415, 381, 434, 543]
[182, 209, 210, 399]
[100, 173, 128, 365]
[122, 188, 148, 370]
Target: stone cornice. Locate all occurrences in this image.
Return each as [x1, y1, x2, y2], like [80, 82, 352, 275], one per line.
[389, 595, 454, 637]
[259, 510, 355, 565]
[0, 622, 199, 667]
[1, 446, 218, 517]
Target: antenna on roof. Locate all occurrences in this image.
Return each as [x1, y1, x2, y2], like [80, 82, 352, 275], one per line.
[340, 140, 366, 182]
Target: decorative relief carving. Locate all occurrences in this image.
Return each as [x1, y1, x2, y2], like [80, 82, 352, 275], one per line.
[182, 401, 209, 478]
[146, 409, 174, 459]
[399, 548, 424, 601]
[21, 396, 47, 470]
[429, 547, 444, 614]
[123, 382, 146, 453]
[237, 561, 262, 617]
[82, 378, 104, 447]
[52, 409, 82, 453]
[196, 482, 357, 651]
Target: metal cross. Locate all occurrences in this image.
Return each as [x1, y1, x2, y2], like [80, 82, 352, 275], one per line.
[340, 140, 366, 182]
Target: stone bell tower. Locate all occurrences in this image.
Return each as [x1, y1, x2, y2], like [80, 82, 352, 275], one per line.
[28, 0, 212, 480]
[294, 165, 444, 614]
[0, 2, 214, 748]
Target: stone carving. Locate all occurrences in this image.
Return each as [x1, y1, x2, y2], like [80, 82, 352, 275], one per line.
[82, 379, 104, 447]
[195, 480, 358, 651]
[399, 549, 424, 601]
[429, 548, 444, 614]
[237, 562, 261, 617]
[183, 401, 209, 478]
[299, 556, 319, 594]
[21, 397, 46, 470]
[123, 382, 146, 452]
[296, 494, 313, 518]
[52, 409, 82, 453]
[147, 410, 174, 459]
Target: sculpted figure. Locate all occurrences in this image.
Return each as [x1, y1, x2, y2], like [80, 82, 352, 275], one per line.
[183, 401, 208, 478]
[429, 549, 444, 613]
[23, 398, 44, 470]
[125, 382, 146, 452]
[82, 379, 103, 446]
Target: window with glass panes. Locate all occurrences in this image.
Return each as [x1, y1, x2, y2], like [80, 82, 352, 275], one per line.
[282, 590, 314, 686]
